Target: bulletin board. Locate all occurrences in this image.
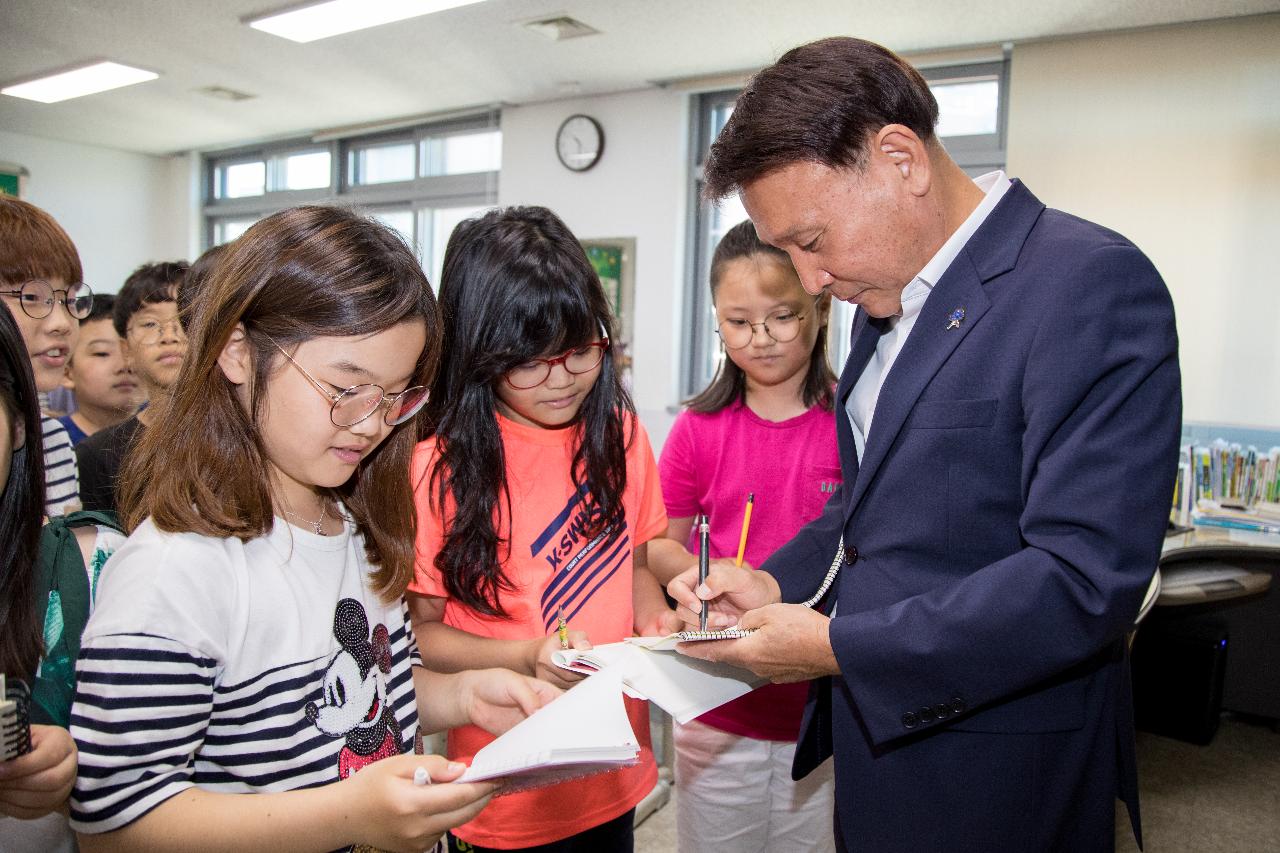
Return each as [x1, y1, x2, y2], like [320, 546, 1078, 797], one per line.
[0, 162, 29, 198]
[582, 237, 636, 385]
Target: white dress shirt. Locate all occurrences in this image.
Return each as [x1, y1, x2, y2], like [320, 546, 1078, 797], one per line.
[845, 171, 1013, 460]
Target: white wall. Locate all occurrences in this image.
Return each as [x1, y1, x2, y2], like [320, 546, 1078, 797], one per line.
[499, 88, 691, 446]
[0, 130, 193, 291]
[1007, 14, 1280, 429]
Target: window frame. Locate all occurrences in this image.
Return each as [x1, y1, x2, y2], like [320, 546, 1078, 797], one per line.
[202, 112, 501, 271]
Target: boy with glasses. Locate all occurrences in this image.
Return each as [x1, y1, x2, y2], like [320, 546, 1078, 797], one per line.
[0, 197, 91, 517]
[77, 261, 189, 513]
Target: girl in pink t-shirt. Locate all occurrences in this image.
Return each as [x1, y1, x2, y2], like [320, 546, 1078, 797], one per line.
[650, 218, 840, 853]
[407, 206, 680, 852]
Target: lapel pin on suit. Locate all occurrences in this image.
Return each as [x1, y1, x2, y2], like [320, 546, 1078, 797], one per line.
[946, 307, 966, 330]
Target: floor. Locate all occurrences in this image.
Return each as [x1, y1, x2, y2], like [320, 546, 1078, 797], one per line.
[634, 715, 1280, 852]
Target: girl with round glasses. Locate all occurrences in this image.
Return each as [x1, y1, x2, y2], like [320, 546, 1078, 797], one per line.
[408, 206, 679, 852]
[69, 206, 557, 853]
[648, 218, 840, 853]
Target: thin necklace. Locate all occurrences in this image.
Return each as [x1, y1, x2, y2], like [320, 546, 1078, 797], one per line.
[282, 500, 330, 536]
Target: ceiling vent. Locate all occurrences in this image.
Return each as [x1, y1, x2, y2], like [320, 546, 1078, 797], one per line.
[523, 15, 599, 41]
[195, 85, 256, 102]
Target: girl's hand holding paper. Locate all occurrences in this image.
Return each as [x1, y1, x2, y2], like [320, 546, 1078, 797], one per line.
[339, 752, 497, 852]
[459, 667, 563, 736]
[528, 631, 592, 690]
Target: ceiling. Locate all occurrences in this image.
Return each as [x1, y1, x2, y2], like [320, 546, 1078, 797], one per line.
[1, 0, 1276, 156]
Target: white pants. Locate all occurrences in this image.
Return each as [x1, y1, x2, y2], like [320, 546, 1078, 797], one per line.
[675, 718, 836, 853]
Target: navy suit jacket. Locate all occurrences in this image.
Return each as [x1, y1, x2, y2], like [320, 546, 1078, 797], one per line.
[762, 181, 1181, 852]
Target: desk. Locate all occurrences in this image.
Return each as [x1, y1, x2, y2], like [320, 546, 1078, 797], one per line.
[1157, 527, 1280, 722]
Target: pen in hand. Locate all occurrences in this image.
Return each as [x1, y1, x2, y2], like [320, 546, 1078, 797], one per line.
[698, 514, 710, 631]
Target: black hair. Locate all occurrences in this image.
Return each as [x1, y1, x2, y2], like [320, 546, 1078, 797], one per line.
[703, 36, 939, 200]
[113, 260, 190, 338]
[424, 206, 632, 618]
[687, 220, 836, 413]
[82, 293, 116, 325]
[0, 305, 47, 680]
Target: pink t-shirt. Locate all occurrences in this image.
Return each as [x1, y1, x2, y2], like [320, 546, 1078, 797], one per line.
[659, 401, 842, 741]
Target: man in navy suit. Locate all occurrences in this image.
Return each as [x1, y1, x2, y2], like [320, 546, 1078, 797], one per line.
[671, 36, 1181, 852]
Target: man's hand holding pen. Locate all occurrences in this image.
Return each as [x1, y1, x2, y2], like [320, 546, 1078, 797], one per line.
[667, 563, 841, 683]
[667, 560, 778, 629]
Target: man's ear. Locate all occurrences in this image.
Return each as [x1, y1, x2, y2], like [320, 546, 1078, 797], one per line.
[875, 124, 932, 197]
[217, 323, 253, 386]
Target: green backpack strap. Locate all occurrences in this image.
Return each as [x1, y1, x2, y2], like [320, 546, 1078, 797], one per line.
[32, 510, 125, 726]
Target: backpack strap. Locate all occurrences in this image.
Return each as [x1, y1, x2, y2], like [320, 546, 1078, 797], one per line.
[32, 510, 125, 725]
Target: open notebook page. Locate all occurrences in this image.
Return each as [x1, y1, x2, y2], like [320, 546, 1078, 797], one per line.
[457, 668, 639, 788]
[551, 638, 765, 724]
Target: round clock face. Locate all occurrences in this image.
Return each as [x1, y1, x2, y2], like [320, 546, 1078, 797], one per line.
[556, 114, 604, 172]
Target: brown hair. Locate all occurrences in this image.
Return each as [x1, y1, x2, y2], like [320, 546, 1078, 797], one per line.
[687, 219, 835, 413]
[0, 196, 83, 287]
[702, 37, 939, 200]
[118, 205, 441, 599]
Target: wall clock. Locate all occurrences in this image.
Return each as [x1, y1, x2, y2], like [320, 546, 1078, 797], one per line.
[556, 114, 604, 172]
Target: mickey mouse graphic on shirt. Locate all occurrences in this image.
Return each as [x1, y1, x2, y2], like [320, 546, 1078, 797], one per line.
[306, 597, 405, 779]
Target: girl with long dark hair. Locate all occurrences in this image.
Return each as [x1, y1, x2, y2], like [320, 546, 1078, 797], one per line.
[408, 206, 678, 852]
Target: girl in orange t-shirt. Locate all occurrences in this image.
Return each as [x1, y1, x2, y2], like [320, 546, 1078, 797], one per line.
[408, 206, 681, 852]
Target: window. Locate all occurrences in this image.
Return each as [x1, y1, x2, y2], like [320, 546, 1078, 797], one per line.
[683, 57, 1009, 397]
[277, 150, 331, 190]
[203, 112, 501, 283]
[211, 217, 256, 246]
[215, 160, 266, 199]
[349, 140, 416, 185]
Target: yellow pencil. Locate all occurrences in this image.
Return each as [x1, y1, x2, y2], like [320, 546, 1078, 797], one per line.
[734, 493, 755, 567]
[557, 604, 569, 649]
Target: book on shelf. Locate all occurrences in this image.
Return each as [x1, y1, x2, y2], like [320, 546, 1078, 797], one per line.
[1184, 442, 1280, 507]
[1178, 442, 1280, 533]
[1192, 500, 1280, 534]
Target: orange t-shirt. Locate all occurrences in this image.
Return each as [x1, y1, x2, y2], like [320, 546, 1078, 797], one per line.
[410, 412, 667, 848]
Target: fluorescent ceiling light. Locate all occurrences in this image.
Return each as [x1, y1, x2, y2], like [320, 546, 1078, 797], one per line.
[247, 0, 487, 43]
[2, 61, 158, 104]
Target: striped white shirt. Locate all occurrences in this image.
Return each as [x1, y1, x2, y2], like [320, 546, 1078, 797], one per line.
[41, 415, 80, 517]
[70, 515, 422, 848]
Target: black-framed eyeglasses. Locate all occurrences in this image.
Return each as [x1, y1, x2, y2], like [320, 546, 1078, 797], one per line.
[715, 299, 818, 351]
[504, 328, 610, 390]
[268, 337, 429, 428]
[0, 280, 94, 320]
